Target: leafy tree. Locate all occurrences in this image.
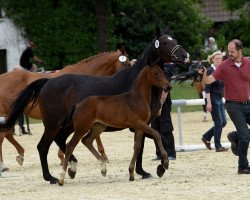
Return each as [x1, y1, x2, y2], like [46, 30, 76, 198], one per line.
[111, 0, 211, 59]
[218, 0, 250, 55]
[1, 0, 211, 69]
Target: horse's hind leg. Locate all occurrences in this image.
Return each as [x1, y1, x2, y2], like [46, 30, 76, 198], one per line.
[37, 128, 59, 184]
[129, 130, 143, 181]
[89, 123, 109, 161]
[5, 130, 25, 166]
[82, 129, 108, 177]
[0, 134, 9, 172]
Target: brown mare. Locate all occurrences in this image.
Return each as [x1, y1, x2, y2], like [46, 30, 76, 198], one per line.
[0, 49, 131, 172]
[58, 63, 172, 185]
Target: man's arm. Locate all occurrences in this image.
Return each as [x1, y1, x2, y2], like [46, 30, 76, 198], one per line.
[202, 67, 216, 84]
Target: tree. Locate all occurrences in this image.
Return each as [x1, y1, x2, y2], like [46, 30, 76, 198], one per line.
[111, 0, 211, 58]
[218, 0, 250, 53]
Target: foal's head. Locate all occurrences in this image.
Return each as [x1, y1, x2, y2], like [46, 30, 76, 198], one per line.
[148, 63, 172, 92]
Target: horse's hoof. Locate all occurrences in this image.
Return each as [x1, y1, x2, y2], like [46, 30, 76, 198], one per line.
[49, 177, 59, 184]
[58, 179, 64, 186]
[68, 168, 76, 179]
[136, 169, 152, 179]
[101, 170, 107, 177]
[1, 167, 9, 172]
[156, 164, 166, 178]
[16, 155, 24, 166]
[129, 176, 135, 181]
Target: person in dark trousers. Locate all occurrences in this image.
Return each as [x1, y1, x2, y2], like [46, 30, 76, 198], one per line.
[201, 50, 228, 152]
[203, 39, 250, 174]
[18, 40, 43, 135]
[152, 63, 176, 160]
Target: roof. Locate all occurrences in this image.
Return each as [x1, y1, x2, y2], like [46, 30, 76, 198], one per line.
[201, 0, 239, 22]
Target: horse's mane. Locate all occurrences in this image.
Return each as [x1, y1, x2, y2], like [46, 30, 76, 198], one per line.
[63, 51, 117, 69]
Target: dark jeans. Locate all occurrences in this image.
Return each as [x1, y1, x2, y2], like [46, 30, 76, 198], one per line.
[225, 101, 250, 169]
[203, 98, 227, 149]
[151, 115, 176, 158]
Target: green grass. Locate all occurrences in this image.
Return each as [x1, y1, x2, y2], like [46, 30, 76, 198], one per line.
[170, 81, 204, 112]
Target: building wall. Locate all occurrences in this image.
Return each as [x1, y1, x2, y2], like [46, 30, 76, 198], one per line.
[0, 11, 26, 73]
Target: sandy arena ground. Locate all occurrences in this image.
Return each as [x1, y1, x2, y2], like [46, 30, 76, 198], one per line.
[0, 111, 250, 200]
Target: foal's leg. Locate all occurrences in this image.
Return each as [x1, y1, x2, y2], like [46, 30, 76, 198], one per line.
[82, 129, 107, 176]
[128, 130, 143, 181]
[54, 128, 78, 179]
[84, 123, 109, 161]
[59, 131, 85, 186]
[5, 130, 25, 166]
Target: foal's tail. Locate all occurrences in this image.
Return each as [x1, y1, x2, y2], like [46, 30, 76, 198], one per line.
[58, 105, 76, 128]
[0, 78, 49, 131]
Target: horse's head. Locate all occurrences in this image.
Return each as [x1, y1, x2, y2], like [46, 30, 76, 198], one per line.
[150, 26, 190, 64]
[148, 63, 172, 92]
[116, 46, 134, 70]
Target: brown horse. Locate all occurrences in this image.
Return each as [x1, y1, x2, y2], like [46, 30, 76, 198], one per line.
[0, 49, 131, 172]
[58, 63, 172, 185]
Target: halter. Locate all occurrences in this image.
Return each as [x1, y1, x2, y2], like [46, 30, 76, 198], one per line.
[155, 35, 182, 62]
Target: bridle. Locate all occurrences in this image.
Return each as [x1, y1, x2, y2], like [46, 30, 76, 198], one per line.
[156, 35, 182, 62]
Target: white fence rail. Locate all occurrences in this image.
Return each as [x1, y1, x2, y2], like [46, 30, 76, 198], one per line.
[172, 98, 230, 152]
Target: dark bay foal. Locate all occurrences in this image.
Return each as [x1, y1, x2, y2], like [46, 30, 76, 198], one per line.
[58, 63, 172, 185]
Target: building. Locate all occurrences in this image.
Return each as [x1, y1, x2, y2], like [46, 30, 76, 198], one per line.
[0, 9, 26, 74]
[201, 0, 239, 36]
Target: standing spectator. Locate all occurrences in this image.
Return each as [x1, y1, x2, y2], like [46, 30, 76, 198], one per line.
[18, 40, 44, 135]
[152, 63, 176, 161]
[205, 37, 218, 53]
[20, 40, 43, 72]
[201, 50, 228, 152]
[203, 39, 250, 174]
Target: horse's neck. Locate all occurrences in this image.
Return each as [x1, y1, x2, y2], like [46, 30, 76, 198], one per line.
[56, 52, 120, 76]
[131, 69, 152, 106]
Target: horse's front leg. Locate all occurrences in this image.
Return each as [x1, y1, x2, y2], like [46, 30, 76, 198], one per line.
[5, 130, 25, 166]
[129, 130, 143, 181]
[136, 121, 168, 177]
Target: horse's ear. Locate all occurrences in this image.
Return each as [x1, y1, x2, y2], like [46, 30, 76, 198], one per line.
[155, 25, 161, 39]
[163, 27, 171, 35]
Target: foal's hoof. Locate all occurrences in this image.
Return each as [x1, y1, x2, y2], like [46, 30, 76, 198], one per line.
[101, 169, 107, 177]
[58, 179, 64, 186]
[16, 155, 24, 166]
[156, 164, 166, 177]
[129, 176, 135, 181]
[68, 168, 76, 179]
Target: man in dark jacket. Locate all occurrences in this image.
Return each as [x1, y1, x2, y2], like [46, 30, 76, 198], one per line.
[152, 63, 176, 160]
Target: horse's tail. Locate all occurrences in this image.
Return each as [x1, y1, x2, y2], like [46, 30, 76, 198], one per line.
[58, 105, 76, 128]
[0, 78, 49, 131]
[171, 70, 197, 83]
